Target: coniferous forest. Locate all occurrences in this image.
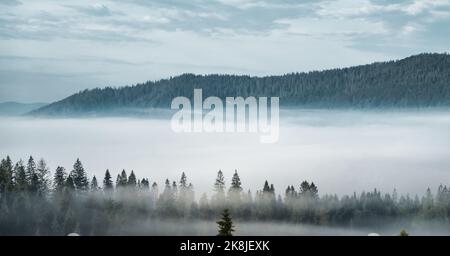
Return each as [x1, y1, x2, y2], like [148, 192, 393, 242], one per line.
[30, 53, 450, 116]
[1, 155, 449, 235]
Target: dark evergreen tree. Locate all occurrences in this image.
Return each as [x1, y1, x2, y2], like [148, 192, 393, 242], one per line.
[116, 170, 127, 188]
[90, 176, 99, 191]
[213, 170, 226, 203]
[26, 156, 36, 185]
[180, 172, 187, 189]
[36, 158, 50, 196]
[0, 156, 13, 194]
[70, 159, 89, 191]
[14, 160, 27, 191]
[229, 170, 242, 193]
[103, 169, 113, 191]
[53, 166, 66, 192]
[29, 173, 39, 194]
[217, 209, 235, 236]
[128, 171, 137, 187]
[65, 175, 75, 191]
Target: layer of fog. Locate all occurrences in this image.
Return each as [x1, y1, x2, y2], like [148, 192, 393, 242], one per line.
[1, 109, 450, 197]
[118, 220, 450, 236]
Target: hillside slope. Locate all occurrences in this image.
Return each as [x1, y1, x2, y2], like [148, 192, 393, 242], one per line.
[30, 53, 450, 115]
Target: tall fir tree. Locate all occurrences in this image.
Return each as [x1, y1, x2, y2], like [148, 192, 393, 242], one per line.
[0, 156, 14, 194]
[53, 166, 67, 192]
[71, 158, 89, 191]
[214, 170, 226, 202]
[14, 160, 27, 191]
[90, 176, 99, 191]
[229, 170, 242, 192]
[128, 171, 137, 187]
[36, 158, 51, 196]
[103, 169, 113, 191]
[26, 156, 36, 185]
[217, 209, 235, 236]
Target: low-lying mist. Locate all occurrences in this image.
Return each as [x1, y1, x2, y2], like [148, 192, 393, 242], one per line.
[1, 109, 449, 197]
[119, 219, 450, 236]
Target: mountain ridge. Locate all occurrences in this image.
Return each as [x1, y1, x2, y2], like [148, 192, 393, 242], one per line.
[0, 102, 47, 116]
[30, 53, 450, 116]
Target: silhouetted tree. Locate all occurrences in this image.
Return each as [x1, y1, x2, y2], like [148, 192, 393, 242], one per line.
[217, 209, 234, 236]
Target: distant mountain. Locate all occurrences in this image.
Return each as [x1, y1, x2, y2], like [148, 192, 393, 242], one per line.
[0, 102, 47, 116]
[30, 53, 450, 116]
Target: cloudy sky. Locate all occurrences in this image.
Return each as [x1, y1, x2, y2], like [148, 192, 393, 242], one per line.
[1, 0, 450, 103]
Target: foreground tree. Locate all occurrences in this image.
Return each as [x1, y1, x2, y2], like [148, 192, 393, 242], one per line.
[217, 209, 235, 236]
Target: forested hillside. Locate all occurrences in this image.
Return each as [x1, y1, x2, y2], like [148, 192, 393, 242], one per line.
[30, 53, 450, 116]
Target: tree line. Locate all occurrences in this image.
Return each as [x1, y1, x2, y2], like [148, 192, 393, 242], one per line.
[30, 53, 450, 116]
[1, 155, 450, 235]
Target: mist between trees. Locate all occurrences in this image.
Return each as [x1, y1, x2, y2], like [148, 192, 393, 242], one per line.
[1, 155, 449, 235]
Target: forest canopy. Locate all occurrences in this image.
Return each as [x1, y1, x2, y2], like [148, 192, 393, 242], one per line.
[29, 53, 450, 116]
[1, 155, 449, 235]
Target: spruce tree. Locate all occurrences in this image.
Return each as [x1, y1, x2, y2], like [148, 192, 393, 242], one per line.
[103, 169, 113, 191]
[263, 180, 270, 193]
[128, 171, 137, 187]
[309, 182, 318, 199]
[229, 170, 242, 193]
[300, 181, 310, 197]
[90, 176, 99, 191]
[217, 209, 234, 236]
[26, 156, 36, 185]
[180, 172, 187, 189]
[71, 159, 89, 191]
[53, 166, 66, 192]
[14, 160, 27, 191]
[29, 173, 40, 194]
[0, 156, 14, 194]
[214, 170, 225, 193]
[116, 169, 127, 188]
[36, 158, 50, 196]
[214, 170, 226, 203]
[65, 175, 75, 191]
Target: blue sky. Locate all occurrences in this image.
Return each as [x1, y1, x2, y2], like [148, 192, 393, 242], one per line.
[1, 0, 450, 102]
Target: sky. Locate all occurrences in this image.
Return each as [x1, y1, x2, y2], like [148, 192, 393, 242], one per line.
[1, 0, 450, 103]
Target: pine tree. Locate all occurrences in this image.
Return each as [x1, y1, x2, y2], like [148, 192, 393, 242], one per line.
[128, 170, 137, 187]
[29, 173, 40, 194]
[116, 170, 127, 188]
[263, 180, 270, 193]
[14, 160, 27, 191]
[300, 181, 310, 197]
[90, 176, 99, 191]
[65, 175, 75, 191]
[141, 178, 150, 190]
[26, 156, 36, 185]
[53, 166, 66, 192]
[116, 174, 121, 188]
[229, 170, 242, 193]
[214, 170, 225, 193]
[103, 169, 113, 191]
[71, 159, 89, 191]
[0, 156, 14, 194]
[36, 158, 50, 196]
[214, 170, 226, 203]
[217, 209, 234, 236]
[309, 182, 318, 199]
[180, 172, 187, 189]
